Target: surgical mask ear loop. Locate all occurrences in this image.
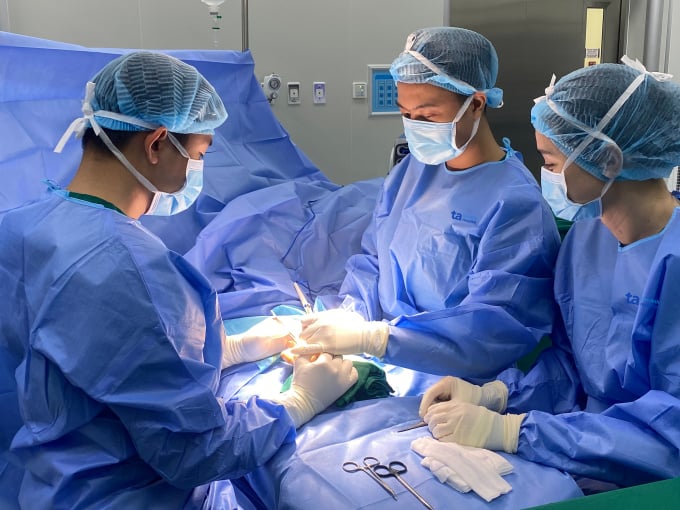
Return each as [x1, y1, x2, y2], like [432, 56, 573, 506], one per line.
[450, 94, 479, 152]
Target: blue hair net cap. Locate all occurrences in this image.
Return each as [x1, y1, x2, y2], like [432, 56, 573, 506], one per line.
[389, 27, 503, 108]
[90, 51, 227, 134]
[531, 63, 680, 181]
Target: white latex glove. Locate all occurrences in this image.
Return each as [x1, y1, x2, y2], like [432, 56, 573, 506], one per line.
[290, 309, 389, 358]
[419, 376, 508, 417]
[272, 353, 358, 428]
[221, 316, 300, 369]
[412, 436, 513, 502]
[423, 401, 525, 453]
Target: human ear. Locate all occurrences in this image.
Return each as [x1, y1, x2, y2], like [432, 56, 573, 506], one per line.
[602, 144, 623, 179]
[144, 127, 168, 165]
[471, 93, 487, 115]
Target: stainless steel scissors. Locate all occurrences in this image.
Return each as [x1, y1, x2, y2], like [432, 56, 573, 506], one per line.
[342, 456, 397, 500]
[372, 460, 435, 510]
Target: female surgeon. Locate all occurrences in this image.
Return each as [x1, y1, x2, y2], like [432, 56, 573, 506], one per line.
[292, 27, 561, 379]
[416, 58, 680, 489]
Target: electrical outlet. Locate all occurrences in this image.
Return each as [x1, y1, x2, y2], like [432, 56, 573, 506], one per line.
[313, 82, 326, 104]
[287, 82, 300, 105]
[352, 81, 367, 99]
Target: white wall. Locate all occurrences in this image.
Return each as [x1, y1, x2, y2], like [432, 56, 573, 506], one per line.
[1, 0, 444, 184]
[667, 0, 680, 80]
[623, 0, 679, 82]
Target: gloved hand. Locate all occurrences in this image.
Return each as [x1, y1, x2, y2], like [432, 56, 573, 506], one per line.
[273, 353, 358, 428]
[412, 436, 513, 502]
[221, 316, 300, 369]
[419, 376, 508, 417]
[423, 401, 525, 453]
[290, 309, 389, 358]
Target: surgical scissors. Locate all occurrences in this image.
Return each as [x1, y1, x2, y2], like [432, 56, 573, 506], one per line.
[373, 460, 435, 510]
[342, 456, 397, 500]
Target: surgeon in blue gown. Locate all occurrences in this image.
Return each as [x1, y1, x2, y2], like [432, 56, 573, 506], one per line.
[293, 27, 561, 378]
[0, 51, 357, 510]
[416, 59, 680, 489]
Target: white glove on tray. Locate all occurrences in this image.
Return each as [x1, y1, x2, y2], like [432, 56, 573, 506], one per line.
[412, 436, 514, 502]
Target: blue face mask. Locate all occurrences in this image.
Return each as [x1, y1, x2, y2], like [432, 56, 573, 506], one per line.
[52, 87, 206, 217]
[402, 95, 479, 165]
[145, 135, 205, 216]
[540, 166, 613, 222]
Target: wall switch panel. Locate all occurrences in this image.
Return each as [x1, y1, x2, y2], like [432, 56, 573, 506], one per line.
[313, 81, 326, 104]
[287, 82, 300, 105]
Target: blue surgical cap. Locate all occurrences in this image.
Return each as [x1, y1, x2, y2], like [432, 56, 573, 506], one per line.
[531, 62, 680, 181]
[90, 51, 227, 135]
[389, 27, 503, 108]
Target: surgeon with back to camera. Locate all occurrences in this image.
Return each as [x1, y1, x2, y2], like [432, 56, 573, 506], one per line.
[292, 27, 561, 380]
[415, 58, 680, 491]
[0, 51, 357, 509]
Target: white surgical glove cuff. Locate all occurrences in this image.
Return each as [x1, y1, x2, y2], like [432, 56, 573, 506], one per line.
[221, 334, 248, 369]
[275, 386, 317, 429]
[363, 320, 389, 358]
[500, 412, 525, 453]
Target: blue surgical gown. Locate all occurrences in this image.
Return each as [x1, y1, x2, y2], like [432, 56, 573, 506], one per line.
[338, 149, 561, 377]
[501, 208, 680, 486]
[0, 188, 295, 509]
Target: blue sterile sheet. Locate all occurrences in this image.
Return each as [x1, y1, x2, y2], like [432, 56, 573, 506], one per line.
[0, 32, 583, 509]
[223, 365, 583, 510]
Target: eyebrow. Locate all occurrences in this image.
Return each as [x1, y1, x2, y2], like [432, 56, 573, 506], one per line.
[395, 100, 441, 110]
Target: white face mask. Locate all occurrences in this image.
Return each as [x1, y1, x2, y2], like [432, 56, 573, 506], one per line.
[402, 95, 480, 165]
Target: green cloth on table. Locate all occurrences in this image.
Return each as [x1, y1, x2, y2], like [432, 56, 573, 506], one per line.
[281, 360, 394, 408]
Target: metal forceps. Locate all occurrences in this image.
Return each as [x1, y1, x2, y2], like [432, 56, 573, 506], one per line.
[293, 281, 313, 315]
[342, 456, 397, 500]
[373, 460, 435, 510]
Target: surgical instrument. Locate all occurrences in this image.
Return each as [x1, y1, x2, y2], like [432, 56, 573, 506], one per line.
[270, 310, 319, 363]
[373, 460, 435, 510]
[293, 281, 313, 314]
[396, 420, 427, 433]
[270, 310, 303, 363]
[342, 456, 398, 500]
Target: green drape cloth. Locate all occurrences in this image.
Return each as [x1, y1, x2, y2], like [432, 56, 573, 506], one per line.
[281, 360, 394, 408]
